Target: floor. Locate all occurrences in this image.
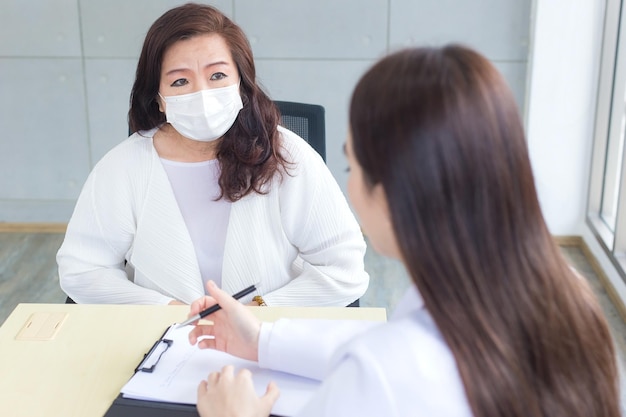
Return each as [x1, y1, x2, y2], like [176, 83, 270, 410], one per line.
[0, 232, 66, 322]
[1, 232, 625, 412]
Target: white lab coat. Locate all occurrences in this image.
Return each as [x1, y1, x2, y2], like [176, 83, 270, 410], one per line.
[258, 286, 473, 416]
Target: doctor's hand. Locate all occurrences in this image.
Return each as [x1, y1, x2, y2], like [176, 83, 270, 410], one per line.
[188, 280, 262, 362]
[197, 365, 279, 417]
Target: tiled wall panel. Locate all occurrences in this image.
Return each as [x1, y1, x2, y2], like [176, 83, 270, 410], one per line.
[389, 0, 531, 61]
[79, 0, 234, 58]
[84, 59, 138, 162]
[236, 0, 388, 59]
[0, 58, 90, 201]
[494, 62, 529, 113]
[0, 0, 532, 221]
[0, 0, 81, 57]
[256, 58, 374, 188]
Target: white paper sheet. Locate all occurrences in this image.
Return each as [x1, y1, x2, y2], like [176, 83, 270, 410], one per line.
[121, 324, 319, 416]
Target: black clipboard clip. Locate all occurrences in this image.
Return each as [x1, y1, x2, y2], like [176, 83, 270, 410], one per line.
[135, 325, 175, 373]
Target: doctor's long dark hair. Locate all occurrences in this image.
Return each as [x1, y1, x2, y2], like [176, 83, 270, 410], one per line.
[349, 46, 619, 417]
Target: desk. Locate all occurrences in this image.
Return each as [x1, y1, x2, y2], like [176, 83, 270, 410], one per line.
[0, 303, 386, 417]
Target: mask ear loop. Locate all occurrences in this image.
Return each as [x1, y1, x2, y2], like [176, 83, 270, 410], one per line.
[157, 92, 165, 113]
[236, 78, 245, 107]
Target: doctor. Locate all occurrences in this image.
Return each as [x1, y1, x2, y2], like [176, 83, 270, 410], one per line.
[187, 45, 620, 417]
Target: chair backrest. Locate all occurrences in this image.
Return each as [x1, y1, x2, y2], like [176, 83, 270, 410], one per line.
[274, 101, 326, 162]
[274, 101, 357, 307]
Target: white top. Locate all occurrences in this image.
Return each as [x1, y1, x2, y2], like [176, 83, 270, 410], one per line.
[57, 127, 369, 306]
[161, 158, 230, 289]
[258, 286, 473, 417]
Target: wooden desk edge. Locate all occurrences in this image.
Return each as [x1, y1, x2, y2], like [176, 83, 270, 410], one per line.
[0, 303, 386, 417]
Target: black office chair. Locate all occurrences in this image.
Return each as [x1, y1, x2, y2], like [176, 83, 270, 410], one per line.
[274, 101, 360, 307]
[274, 100, 326, 162]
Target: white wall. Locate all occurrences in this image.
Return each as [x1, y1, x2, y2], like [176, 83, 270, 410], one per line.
[526, 0, 626, 302]
[526, 0, 604, 236]
[0, 0, 531, 222]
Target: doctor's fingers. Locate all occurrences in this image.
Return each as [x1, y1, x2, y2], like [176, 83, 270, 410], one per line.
[197, 369, 224, 394]
[207, 370, 221, 384]
[230, 369, 280, 414]
[189, 323, 216, 345]
[209, 365, 235, 385]
[189, 295, 218, 317]
[260, 381, 281, 413]
[197, 335, 220, 350]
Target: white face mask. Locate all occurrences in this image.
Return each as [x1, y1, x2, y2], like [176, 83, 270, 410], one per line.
[159, 83, 243, 142]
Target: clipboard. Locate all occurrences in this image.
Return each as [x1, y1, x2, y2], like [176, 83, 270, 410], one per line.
[104, 324, 289, 417]
[104, 394, 199, 417]
[103, 324, 198, 417]
[106, 394, 284, 417]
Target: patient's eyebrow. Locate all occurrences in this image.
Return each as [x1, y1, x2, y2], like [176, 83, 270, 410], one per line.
[164, 60, 230, 77]
[342, 143, 347, 155]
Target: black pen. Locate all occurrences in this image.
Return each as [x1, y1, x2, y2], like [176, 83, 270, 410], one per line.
[175, 284, 257, 328]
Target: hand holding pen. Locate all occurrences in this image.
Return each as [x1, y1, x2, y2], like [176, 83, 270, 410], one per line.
[187, 280, 263, 362]
[178, 284, 257, 328]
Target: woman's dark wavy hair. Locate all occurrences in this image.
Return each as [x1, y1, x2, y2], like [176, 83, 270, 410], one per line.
[350, 45, 619, 417]
[128, 2, 287, 201]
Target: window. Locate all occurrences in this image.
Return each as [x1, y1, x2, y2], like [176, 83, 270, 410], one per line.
[588, 0, 626, 275]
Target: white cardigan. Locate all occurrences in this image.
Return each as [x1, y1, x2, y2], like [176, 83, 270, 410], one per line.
[57, 127, 369, 305]
[258, 286, 472, 417]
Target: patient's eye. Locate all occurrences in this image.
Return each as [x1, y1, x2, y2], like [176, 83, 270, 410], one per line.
[170, 78, 188, 87]
[210, 72, 227, 81]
